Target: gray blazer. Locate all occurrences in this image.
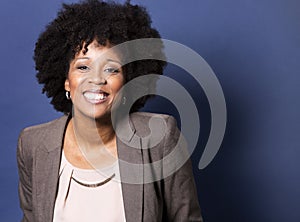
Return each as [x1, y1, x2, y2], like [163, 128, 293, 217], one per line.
[17, 112, 203, 222]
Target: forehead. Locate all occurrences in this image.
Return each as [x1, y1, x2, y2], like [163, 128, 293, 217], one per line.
[75, 41, 121, 61]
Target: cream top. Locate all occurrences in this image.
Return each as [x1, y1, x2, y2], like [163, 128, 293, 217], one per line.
[53, 151, 126, 222]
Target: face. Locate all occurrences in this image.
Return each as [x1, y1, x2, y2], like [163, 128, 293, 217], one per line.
[65, 41, 124, 120]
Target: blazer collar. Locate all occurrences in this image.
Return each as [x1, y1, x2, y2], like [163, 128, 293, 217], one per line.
[41, 114, 70, 152]
[42, 113, 137, 152]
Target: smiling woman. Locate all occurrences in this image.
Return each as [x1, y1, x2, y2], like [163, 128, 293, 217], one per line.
[16, 0, 203, 221]
[66, 41, 124, 120]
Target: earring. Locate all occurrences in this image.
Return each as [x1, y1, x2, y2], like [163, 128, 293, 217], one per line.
[66, 91, 71, 100]
[122, 96, 126, 105]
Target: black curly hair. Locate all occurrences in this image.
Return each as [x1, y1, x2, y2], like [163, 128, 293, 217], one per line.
[34, 0, 166, 114]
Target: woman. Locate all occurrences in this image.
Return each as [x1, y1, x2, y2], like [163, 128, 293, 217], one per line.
[17, 0, 203, 221]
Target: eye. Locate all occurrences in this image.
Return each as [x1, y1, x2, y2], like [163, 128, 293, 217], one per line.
[77, 65, 90, 71]
[104, 67, 121, 74]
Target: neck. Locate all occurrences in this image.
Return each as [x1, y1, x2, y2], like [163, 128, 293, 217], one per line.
[70, 111, 116, 150]
[65, 112, 118, 169]
[77, 117, 114, 145]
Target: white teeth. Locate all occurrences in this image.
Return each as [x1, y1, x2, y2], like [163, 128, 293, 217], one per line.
[84, 92, 107, 100]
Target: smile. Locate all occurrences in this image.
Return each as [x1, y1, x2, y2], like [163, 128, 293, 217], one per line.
[83, 91, 109, 104]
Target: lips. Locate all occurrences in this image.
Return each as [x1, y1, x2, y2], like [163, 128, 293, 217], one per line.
[83, 90, 109, 104]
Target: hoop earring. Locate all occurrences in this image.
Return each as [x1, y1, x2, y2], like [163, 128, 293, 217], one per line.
[122, 96, 126, 105]
[66, 91, 71, 100]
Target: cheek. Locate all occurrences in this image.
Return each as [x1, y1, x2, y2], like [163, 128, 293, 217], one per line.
[115, 81, 124, 91]
[110, 77, 124, 92]
[68, 76, 86, 92]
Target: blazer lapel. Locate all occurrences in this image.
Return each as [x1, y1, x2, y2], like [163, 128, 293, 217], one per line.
[35, 147, 62, 222]
[34, 115, 69, 222]
[116, 115, 144, 222]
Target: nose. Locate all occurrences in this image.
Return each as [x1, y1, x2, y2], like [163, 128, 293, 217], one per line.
[88, 70, 107, 85]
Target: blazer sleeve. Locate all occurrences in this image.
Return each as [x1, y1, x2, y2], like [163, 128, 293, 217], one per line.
[17, 130, 33, 222]
[162, 116, 203, 222]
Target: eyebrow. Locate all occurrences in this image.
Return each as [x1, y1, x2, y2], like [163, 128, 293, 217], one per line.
[74, 57, 90, 62]
[107, 59, 122, 65]
[74, 57, 121, 65]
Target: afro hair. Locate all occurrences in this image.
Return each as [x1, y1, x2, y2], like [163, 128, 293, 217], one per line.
[34, 0, 166, 114]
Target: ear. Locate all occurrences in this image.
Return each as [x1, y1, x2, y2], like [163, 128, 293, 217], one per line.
[65, 79, 70, 91]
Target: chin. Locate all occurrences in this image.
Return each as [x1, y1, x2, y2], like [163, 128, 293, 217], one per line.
[72, 106, 110, 120]
[93, 110, 112, 121]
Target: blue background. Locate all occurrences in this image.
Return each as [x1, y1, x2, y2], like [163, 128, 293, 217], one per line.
[1, 0, 299, 221]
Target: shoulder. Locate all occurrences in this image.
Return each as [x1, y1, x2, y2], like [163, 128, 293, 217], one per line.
[18, 115, 68, 150]
[129, 111, 179, 141]
[17, 115, 68, 173]
[130, 111, 177, 127]
[19, 115, 68, 139]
